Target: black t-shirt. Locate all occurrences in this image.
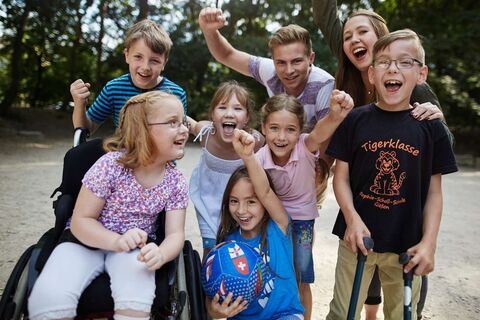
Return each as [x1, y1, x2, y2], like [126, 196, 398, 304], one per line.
[326, 104, 457, 254]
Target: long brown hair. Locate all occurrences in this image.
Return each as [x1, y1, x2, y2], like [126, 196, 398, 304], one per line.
[103, 91, 182, 169]
[335, 9, 389, 106]
[216, 166, 275, 257]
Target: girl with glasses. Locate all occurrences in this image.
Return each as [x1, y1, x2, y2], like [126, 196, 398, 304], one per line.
[29, 91, 189, 320]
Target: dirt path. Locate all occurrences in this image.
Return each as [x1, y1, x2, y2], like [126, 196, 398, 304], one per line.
[1, 109, 479, 319]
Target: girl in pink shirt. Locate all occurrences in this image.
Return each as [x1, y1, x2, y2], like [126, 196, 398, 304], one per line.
[255, 90, 353, 319]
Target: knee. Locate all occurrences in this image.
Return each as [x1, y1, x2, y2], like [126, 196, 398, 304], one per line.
[299, 282, 312, 293]
[28, 284, 77, 319]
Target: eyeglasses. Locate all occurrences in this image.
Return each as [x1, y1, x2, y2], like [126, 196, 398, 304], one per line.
[148, 116, 190, 129]
[372, 57, 423, 70]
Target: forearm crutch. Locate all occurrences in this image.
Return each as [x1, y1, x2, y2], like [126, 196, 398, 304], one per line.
[347, 236, 374, 320]
[399, 252, 414, 320]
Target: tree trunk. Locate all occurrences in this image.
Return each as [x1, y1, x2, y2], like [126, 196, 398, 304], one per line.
[31, 35, 45, 109]
[0, 1, 33, 115]
[95, 0, 107, 91]
[137, 0, 149, 21]
[63, 0, 84, 109]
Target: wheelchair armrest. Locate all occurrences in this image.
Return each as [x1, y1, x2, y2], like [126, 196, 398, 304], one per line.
[53, 194, 74, 236]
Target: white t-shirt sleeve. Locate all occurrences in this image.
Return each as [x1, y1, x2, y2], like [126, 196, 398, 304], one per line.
[248, 56, 275, 86]
[314, 77, 335, 121]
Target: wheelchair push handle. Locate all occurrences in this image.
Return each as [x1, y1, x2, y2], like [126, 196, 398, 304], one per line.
[73, 127, 90, 147]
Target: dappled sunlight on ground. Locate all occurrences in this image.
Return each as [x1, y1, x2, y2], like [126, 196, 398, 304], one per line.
[0, 109, 478, 319]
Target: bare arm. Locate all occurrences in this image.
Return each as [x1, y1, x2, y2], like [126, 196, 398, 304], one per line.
[232, 129, 289, 234]
[404, 174, 443, 275]
[252, 129, 266, 152]
[186, 116, 211, 137]
[138, 209, 186, 271]
[198, 8, 251, 76]
[71, 186, 147, 251]
[312, 0, 344, 59]
[333, 160, 371, 255]
[70, 79, 99, 133]
[305, 89, 353, 153]
[158, 209, 186, 262]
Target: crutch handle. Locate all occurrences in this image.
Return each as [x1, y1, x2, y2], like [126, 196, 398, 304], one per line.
[399, 252, 414, 320]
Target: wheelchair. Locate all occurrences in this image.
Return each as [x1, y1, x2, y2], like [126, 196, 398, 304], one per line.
[0, 130, 207, 320]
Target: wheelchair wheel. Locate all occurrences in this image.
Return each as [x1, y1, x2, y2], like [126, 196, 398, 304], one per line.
[0, 245, 35, 320]
[176, 245, 190, 320]
[154, 243, 189, 320]
[183, 241, 207, 320]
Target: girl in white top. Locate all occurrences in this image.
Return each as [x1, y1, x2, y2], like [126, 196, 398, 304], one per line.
[188, 81, 264, 259]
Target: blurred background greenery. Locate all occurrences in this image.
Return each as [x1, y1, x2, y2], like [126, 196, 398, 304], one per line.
[0, 0, 478, 152]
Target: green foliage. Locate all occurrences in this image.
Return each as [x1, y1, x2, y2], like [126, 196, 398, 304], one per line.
[366, 0, 479, 127]
[0, 0, 478, 135]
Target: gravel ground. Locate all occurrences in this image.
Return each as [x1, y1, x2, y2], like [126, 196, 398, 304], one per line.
[1, 109, 479, 319]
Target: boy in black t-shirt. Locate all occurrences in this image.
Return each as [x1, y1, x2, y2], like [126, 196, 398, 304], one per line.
[325, 29, 457, 319]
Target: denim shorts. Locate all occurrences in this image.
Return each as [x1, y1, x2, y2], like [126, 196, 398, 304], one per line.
[202, 237, 216, 249]
[292, 219, 315, 283]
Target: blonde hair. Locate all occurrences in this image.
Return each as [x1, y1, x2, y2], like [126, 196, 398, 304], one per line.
[373, 29, 425, 63]
[260, 93, 306, 129]
[336, 9, 389, 106]
[125, 19, 173, 58]
[268, 24, 312, 56]
[208, 80, 255, 123]
[103, 91, 182, 168]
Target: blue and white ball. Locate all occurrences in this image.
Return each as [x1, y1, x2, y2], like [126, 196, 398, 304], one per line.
[201, 240, 271, 304]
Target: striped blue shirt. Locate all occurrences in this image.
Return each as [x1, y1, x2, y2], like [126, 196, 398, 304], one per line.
[86, 74, 187, 127]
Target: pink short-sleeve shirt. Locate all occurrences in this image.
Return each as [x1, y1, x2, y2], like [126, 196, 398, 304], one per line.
[256, 134, 319, 220]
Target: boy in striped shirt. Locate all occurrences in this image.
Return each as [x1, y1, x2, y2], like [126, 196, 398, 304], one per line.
[71, 19, 187, 133]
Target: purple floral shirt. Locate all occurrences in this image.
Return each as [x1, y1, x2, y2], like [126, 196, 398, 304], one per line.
[81, 151, 188, 239]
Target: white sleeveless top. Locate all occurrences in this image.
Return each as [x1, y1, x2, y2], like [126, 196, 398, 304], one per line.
[189, 123, 244, 239]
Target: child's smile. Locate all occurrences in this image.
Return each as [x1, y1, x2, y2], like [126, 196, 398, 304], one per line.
[384, 79, 403, 93]
[368, 39, 428, 111]
[125, 39, 166, 90]
[229, 178, 265, 239]
[212, 94, 249, 143]
[149, 98, 189, 162]
[262, 110, 301, 166]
